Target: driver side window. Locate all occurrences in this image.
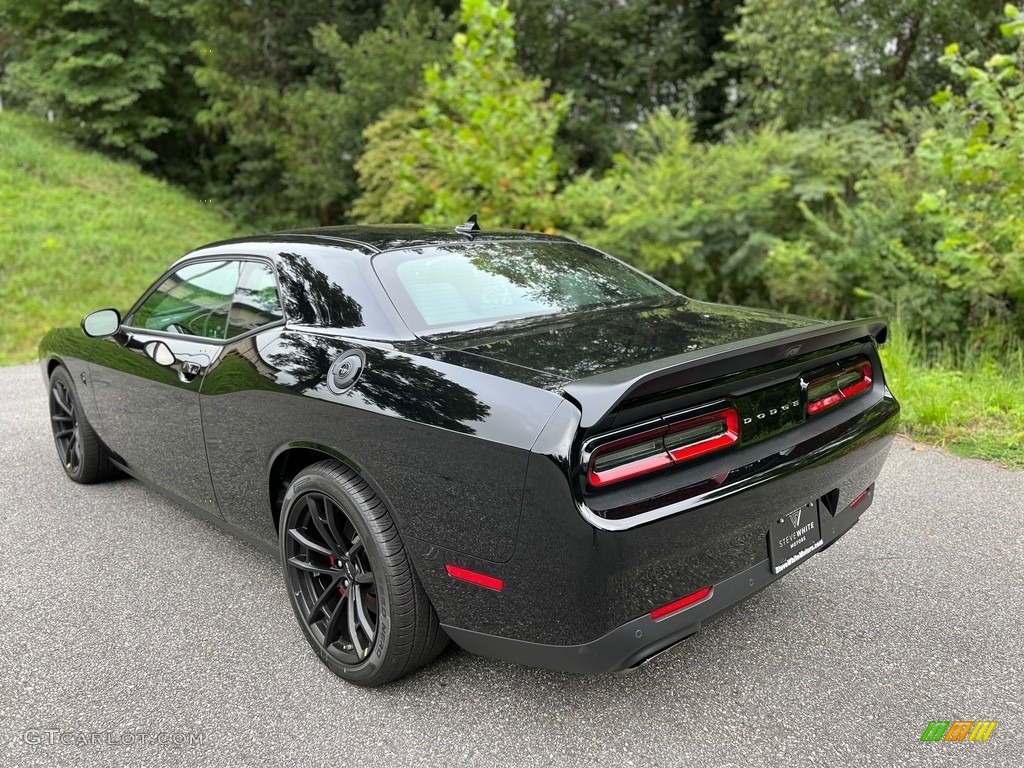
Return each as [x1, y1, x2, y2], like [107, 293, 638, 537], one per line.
[131, 260, 242, 339]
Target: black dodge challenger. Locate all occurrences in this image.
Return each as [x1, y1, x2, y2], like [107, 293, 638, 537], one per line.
[40, 221, 900, 686]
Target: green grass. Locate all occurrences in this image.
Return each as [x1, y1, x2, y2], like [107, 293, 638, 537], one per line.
[0, 111, 238, 364]
[881, 326, 1024, 468]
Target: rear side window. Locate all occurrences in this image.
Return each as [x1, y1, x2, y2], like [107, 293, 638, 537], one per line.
[274, 249, 394, 336]
[226, 261, 284, 337]
[131, 260, 241, 339]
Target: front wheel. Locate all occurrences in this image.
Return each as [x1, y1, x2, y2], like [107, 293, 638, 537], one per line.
[48, 366, 115, 484]
[279, 460, 448, 686]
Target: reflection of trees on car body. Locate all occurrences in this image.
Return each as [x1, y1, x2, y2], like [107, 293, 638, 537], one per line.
[267, 335, 489, 434]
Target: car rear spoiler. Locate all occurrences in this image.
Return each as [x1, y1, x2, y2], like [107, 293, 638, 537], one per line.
[562, 318, 889, 429]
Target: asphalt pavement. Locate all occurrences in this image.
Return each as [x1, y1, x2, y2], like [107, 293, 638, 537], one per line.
[1, 362, 1021, 768]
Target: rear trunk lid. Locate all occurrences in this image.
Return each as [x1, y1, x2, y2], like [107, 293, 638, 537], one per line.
[427, 297, 887, 429]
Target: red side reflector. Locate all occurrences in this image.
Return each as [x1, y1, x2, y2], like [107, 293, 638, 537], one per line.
[445, 564, 504, 592]
[650, 585, 713, 621]
[850, 488, 870, 509]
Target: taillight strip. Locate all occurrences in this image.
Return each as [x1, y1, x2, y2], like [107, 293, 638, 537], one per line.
[665, 408, 740, 463]
[807, 360, 873, 415]
[587, 405, 739, 488]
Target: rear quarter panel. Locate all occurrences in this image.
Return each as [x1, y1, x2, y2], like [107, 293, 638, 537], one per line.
[200, 329, 564, 562]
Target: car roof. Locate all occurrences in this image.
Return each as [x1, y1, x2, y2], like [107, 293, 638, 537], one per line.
[205, 224, 576, 255]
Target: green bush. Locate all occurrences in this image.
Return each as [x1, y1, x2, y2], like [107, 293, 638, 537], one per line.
[911, 11, 1024, 341]
[557, 112, 904, 306]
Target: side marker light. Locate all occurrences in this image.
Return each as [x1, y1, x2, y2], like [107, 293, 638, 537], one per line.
[445, 564, 504, 592]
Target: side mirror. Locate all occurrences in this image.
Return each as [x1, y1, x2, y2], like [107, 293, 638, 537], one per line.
[144, 340, 176, 367]
[82, 308, 122, 338]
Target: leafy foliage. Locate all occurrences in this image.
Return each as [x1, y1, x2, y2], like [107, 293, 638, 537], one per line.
[355, 0, 569, 230]
[759, 150, 976, 346]
[189, 0, 455, 226]
[913, 7, 1024, 339]
[351, 105, 447, 223]
[558, 112, 902, 305]
[717, 0, 1003, 131]
[549, 7, 1024, 353]
[272, 7, 456, 225]
[511, 0, 739, 166]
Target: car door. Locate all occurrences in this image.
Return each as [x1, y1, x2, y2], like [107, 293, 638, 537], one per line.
[88, 258, 244, 512]
[199, 259, 288, 544]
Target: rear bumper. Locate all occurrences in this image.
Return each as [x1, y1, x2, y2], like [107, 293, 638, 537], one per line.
[442, 488, 869, 675]
[409, 392, 898, 673]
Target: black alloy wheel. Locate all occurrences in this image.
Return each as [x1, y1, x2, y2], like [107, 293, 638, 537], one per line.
[50, 378, 81, 475]
[48, 367, 114, 484]
[280, 460, 448, 686]
[285, 490, 379, 665]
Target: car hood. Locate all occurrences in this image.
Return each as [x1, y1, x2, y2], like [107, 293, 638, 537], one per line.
[425, 298, 820, 383]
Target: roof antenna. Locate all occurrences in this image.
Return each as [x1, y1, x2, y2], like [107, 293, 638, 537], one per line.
[455, 213, 481, 237]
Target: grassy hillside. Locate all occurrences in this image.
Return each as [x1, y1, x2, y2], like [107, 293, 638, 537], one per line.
[0, 112, 238, 364]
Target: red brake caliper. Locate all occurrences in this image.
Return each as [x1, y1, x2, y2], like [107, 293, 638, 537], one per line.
[329, 555, 346, 597]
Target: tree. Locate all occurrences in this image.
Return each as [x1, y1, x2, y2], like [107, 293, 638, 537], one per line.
[273, 7, 456, 225]
[189, 0, 455, 226]
[718, 0, 1003, 131]
[351, 105, 448, 223]
[0, 0, 200, 165]
[355, 0, 569, 229]
[511, 0, 740, 167]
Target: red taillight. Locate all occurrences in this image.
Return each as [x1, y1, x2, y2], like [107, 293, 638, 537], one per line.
[650, 585, 713, 621]
[587, 405, 739, 488]
[587, 426, 673, 487]
[445, 564, 504, 592]
[806, 360, 873, 415]
[664, 408, 740, 462]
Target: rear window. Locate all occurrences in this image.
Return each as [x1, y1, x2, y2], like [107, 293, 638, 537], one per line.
[372, 240, 671, 333]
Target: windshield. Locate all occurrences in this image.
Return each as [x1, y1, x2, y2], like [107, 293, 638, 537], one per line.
[372, 240, 673, 334]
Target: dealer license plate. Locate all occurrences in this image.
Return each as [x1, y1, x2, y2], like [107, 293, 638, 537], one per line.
[769, 501, 823, 575]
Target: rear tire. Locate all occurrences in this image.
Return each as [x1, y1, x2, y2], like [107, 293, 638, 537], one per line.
[48, 366, 116, 484]
[279, 460, 448, 686]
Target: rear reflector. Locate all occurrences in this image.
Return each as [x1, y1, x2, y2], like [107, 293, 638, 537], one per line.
[850, 487, 870, 509]
[806, 360, 873, 415]
[650, 585, 713, 621]
[445, 564, 504, 592]
[587, 404, 740, 488]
